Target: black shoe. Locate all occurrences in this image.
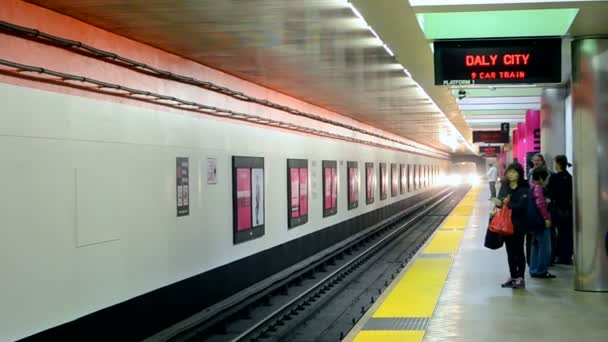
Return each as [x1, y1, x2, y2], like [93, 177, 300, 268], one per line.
[512, 278, 526, 289]
[501, 278, 514, 288]
[531, 272, 556, 278]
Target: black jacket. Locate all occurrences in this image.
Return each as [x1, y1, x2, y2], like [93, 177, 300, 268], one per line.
[546, 170, 573, 217]
[498, 181, 530, 233]
[546, 170, 572, 209]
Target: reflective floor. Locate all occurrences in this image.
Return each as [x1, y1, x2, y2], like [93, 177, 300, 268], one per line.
[424, 182, 608, 342]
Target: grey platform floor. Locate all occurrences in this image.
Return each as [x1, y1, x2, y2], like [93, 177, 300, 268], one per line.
[423, 182, 608, 342]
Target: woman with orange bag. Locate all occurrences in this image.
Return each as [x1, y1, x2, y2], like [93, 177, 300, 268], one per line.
[491, 163, 529, 289]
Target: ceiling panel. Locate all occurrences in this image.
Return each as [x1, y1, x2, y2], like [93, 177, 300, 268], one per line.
[463, 109, 528, 115]
[25, 0, 473, 153]
[451, 87, 543, 97]
[457, 96, 540, 105]
[459, 103, 540, 110]
[410, 0, 608, 37]
[416, 8, 579, 39]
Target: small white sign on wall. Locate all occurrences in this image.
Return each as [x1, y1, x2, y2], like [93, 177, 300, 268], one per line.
[207, 158, 218, 184]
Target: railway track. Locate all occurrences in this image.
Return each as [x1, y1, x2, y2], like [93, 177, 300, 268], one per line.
[145, 186, 468, 342]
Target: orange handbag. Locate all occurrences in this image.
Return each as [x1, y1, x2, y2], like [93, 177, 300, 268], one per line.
[488, 205, 514, 236]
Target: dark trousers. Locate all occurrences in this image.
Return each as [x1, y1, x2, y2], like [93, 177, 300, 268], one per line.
[555, 215, 574, 262]
[505, 232, 526, 279]
[525, 232, 533, 265]
[550, 227, 558, 262]
[489, 181, 497, 198]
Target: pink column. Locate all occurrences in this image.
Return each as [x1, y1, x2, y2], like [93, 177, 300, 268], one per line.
[517, 122, 526, 166]
[525, 109, 541, 153]
[512, 129, 519, 164]
[525, 110, 541, 175]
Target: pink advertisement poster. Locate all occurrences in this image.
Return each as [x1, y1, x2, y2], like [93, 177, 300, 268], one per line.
[349, 167, 356, 205]
[299, 168, 308, 216]
[380, 164, 387, 197]
[366, 165, 373, 201]
[324, 167, 332, 209]
[236, 168, 252, 231]
[391, 165, 398, 195]
[331, 167, 337, 208]
[354, 168, 359, 202]
[401, 166, 406, 193]
[290, 168, 300, 218]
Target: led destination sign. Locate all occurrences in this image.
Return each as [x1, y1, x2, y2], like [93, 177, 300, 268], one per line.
[434, 39, 562, 85]
[479, 145, 499, 157]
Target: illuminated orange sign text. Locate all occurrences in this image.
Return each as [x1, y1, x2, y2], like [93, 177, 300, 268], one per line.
[465, 54, 530, 67]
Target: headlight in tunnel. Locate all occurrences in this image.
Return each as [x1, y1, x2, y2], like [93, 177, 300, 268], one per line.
[467, 174, 480, 185]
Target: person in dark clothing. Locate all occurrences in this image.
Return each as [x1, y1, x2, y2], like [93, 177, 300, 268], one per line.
[546, 155, 574, 264]
[492, 162, 529, 289]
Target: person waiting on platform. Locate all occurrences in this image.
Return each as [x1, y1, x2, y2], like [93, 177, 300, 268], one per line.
[528, 168, 556, 278]
[486, 163, 498, 198]
[528, 153, 551, 185]
[546, 155, 574, 265]
[492, 162, 529, 289]
[526, 153, 553, 265]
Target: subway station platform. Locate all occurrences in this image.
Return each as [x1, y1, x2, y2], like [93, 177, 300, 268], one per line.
[346, 183, 608, 342]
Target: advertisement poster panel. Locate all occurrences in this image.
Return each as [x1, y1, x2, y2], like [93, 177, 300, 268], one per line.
[236, 168, 252, 231]
[331, 167, 337, 209]
[322, 160, 338, 217]
[324, 167, 332, 210]
[348, 162, 359, 209]
[366, 163, 374, 204]
[379, 163, 387, 200]
[290, 168, 300, 218]
[391, 164, 398, 196]
[299, 168, 308, 216]
[251, 168, 264, 227]
[176, 157, 190, 217]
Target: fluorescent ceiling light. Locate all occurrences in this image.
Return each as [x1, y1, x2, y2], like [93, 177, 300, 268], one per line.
[348, 3, 364, 20]
[457, 96, 540, 105]
[367, 26, 381, 40]
[459, 103, 540, 111]
[466, 118, 525, 123]
[462, 109, 525, 116]
[463, 114, 525, 120]
[383, 44, 394, 56]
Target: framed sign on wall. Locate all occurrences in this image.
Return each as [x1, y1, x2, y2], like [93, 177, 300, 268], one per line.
[287, 159, 308, 229]
[347, 161, 359, 210]
[232, 156, 265, 244]
[365, 162, 375, 205]
[322, 160, 338, 217]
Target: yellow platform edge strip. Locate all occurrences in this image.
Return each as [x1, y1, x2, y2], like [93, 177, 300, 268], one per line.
[423, 230, 465, 254]
[372, 258, 452, 318]
[353, 186, 479, 341]
[353, 330, 425, 342]
[440, 215, 469, 229]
